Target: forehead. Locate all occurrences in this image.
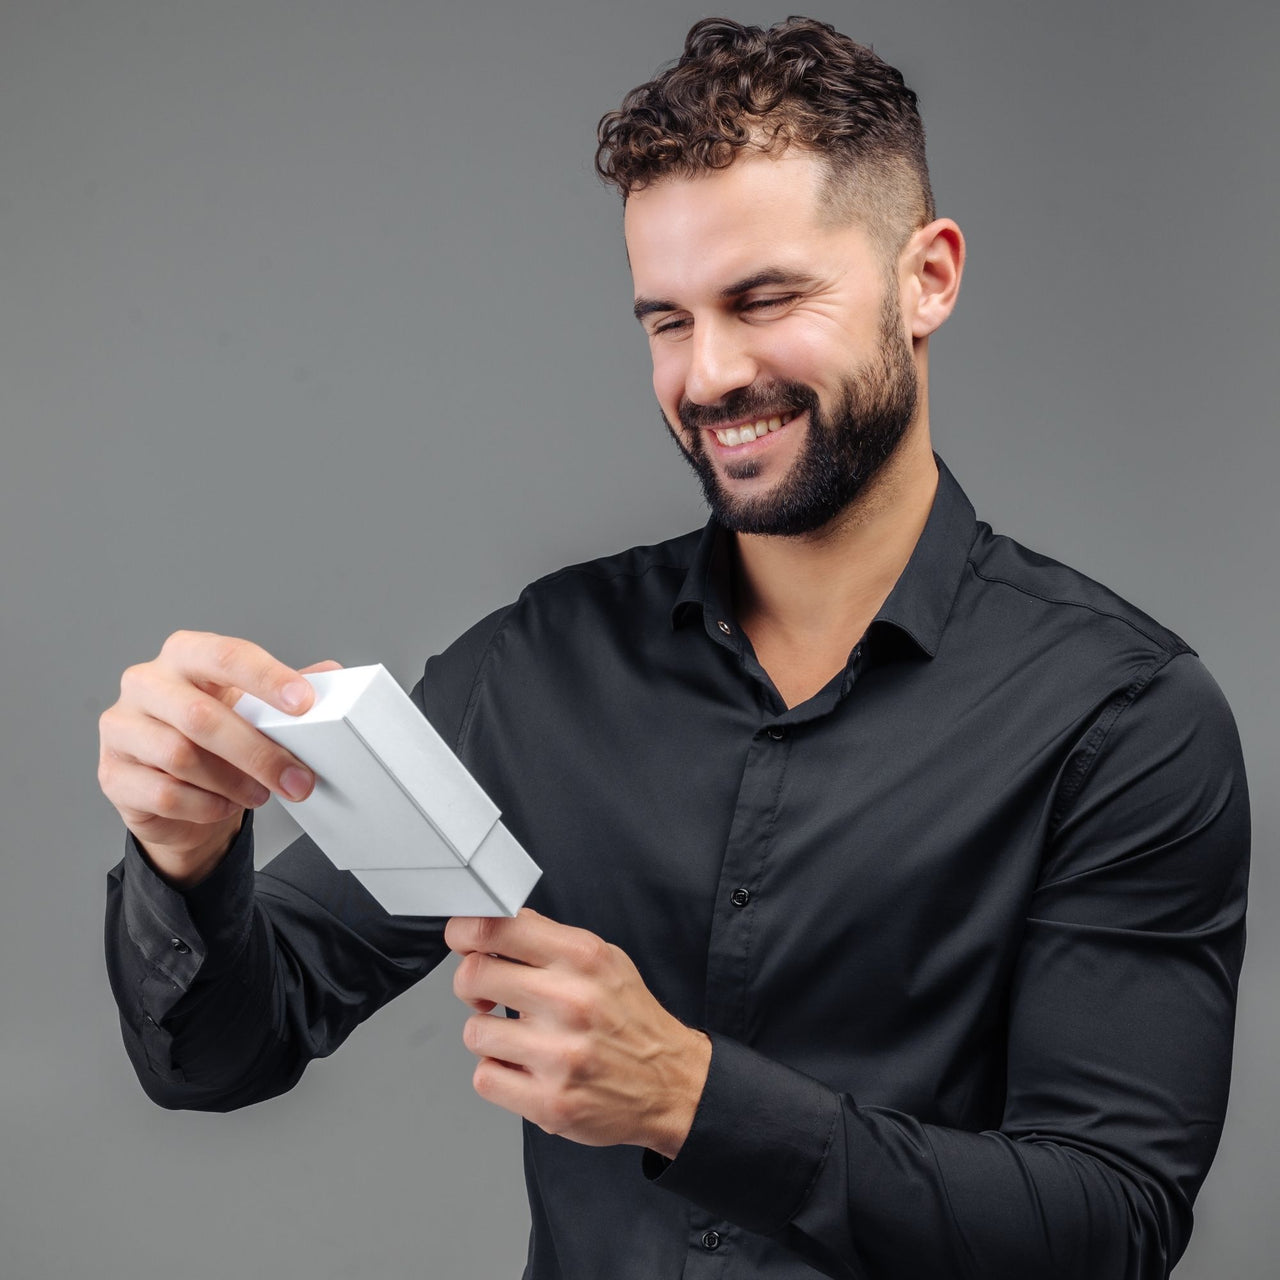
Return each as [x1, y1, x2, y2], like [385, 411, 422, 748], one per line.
[624, 148, 868, 299]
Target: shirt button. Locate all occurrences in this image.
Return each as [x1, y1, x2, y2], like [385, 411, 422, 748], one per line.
[767, 725, 786, 740]
[170, 938, 191, 954]
[143, 1014, 157, 1027]
[717, 619, 732, 635]
[730, 888, 750, 909]
[701, 1230, 721, 1250]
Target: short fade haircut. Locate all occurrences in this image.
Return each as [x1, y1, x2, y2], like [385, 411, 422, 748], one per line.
[595, 16, 935, 259]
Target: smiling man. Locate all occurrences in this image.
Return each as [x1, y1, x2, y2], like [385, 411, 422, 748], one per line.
[630, 145, 929, 542]
[101, 17, 1248, 1279]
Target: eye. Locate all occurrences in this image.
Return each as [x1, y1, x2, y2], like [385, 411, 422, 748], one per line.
[742, 295, 797, 313]
[648, 294, 797, 337]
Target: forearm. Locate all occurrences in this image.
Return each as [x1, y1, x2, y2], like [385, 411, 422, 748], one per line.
[103, 615, 511, 1111]
[651, 1033, 1185, 1280]
[104, 813, 450, 1111]
[649, 656, 1248, 1279]
[105, 814, 301, 1109]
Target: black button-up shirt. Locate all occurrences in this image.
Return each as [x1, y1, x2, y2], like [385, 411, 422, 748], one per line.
[105, 456, 1249, 1279]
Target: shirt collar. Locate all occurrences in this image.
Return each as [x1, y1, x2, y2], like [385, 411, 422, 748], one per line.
[670, 452, 977, 660]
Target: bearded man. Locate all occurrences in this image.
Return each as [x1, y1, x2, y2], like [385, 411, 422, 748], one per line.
[100, 17, 1249, 1279]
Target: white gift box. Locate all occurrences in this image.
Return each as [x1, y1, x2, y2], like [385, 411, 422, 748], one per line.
[234, 664, 540, 916]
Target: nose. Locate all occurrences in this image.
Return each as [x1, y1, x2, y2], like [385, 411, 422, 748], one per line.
[683, 317, 759, 409]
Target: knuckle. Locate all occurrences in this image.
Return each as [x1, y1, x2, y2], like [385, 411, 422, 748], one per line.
[558, 991, 592, 1031]
[568, 933, 608, 973]
[148, 776, 181, 815]
[559, 1040, 590, 1080]
[118, 664, 148, 699]
[260, 656, 288, 693]
[472, 1059, 498, 1099]
[475, 917, 503, 948]
[453, 951, 481, 995]
[238, 778, 266, 808]
[178, 698, 214, 739]
[539, 1095, 576, 1137]
[160, 629, 193, 658]
[97, 705, 119, 741]
[245, 740, 280, 782]
[160, 732, 199, 776]
[211, 637, 242, 678]
[96, 754, 117, 792]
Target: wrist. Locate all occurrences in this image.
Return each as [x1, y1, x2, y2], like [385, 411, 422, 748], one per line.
[648, 1027, 712, 1160]
[133, 815, 244, 891]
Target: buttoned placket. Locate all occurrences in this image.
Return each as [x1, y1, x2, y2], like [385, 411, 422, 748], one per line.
[682, 612, 866, 1268]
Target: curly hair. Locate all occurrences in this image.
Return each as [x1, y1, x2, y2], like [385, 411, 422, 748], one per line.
[595, 16, 934, 255]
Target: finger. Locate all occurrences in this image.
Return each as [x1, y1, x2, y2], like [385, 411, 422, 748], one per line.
[462, 1010, 536, 1068]
[453, 950, 563, 1015]
[299, 659, 343, 675]
[157, 630, 317, 716]
[104, 759, 244, 827]
[104, 710, 273, 811]
[446, 909, 609, 973]
[127, 668, 316, 801]
[470, 1056, 546, 1127]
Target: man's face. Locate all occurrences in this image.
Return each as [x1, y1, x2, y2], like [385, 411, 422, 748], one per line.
[625, 147, 919, 536]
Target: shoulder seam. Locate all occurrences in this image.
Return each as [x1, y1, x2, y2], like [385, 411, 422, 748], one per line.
[1048, 650, 1187, 838]
[528, 553, 692, 593]
[451, 553, 694, 751]
[454, 604, 515, 753]
[967, 562, 1191, 656]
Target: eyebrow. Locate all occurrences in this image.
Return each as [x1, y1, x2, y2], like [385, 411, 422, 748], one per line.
[632, 267, 819, 323]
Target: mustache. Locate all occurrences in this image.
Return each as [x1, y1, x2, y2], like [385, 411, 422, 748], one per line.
[677, 382, 816, 432]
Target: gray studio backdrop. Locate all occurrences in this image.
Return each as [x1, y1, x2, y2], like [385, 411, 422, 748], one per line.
[1, 2, 1275, 1277]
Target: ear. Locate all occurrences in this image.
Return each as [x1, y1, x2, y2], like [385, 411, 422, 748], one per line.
[901, 218, 965, 339]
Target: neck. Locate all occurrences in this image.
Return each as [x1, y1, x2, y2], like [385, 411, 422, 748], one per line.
[731, 422, 938, 649]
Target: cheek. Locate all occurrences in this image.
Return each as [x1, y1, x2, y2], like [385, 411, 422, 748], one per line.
[767, 327, 835, 388]
[650, 347, 685, 413]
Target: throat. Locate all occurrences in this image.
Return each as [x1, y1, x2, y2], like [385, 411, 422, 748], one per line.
[744, 623, 865, 710]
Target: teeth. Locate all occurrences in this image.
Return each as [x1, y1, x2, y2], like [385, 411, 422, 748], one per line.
[713, 413, 793, 446]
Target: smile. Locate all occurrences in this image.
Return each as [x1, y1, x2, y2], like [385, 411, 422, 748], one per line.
[709, 410, 799, 448]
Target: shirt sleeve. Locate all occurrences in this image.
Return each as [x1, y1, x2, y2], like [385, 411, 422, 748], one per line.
[103, 605, 513, 1111]
[646, 651, 1250, 1280]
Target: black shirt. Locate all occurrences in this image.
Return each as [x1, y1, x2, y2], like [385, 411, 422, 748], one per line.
[105, 455, 1249, 1279]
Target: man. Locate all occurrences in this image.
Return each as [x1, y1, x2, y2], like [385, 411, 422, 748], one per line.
[100, 16, 1249, 1279]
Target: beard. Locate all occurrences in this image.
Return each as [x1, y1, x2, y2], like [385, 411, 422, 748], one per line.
[663, 291, 918, 537]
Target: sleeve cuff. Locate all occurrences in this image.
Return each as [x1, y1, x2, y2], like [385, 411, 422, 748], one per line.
[118, 811, 258, 991]
[642, 1032, 839, 1235]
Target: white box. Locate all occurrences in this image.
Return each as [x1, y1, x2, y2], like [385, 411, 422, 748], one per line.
[234, 664, 540, 916]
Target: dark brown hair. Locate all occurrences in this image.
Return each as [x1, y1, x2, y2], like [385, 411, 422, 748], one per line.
[595, 16, 935, 254]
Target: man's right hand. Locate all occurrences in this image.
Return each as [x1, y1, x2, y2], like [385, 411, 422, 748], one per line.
[97, 630, 341, 890]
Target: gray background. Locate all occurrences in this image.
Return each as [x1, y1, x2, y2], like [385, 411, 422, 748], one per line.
[1, 1, 1274, 1276]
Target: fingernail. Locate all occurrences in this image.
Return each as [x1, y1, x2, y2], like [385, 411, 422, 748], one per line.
[281, 681, 311, 712]
[280, 767, 312, 801]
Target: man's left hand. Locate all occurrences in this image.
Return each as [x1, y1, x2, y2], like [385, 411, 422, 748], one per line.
[446, 909, 711, 1158]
